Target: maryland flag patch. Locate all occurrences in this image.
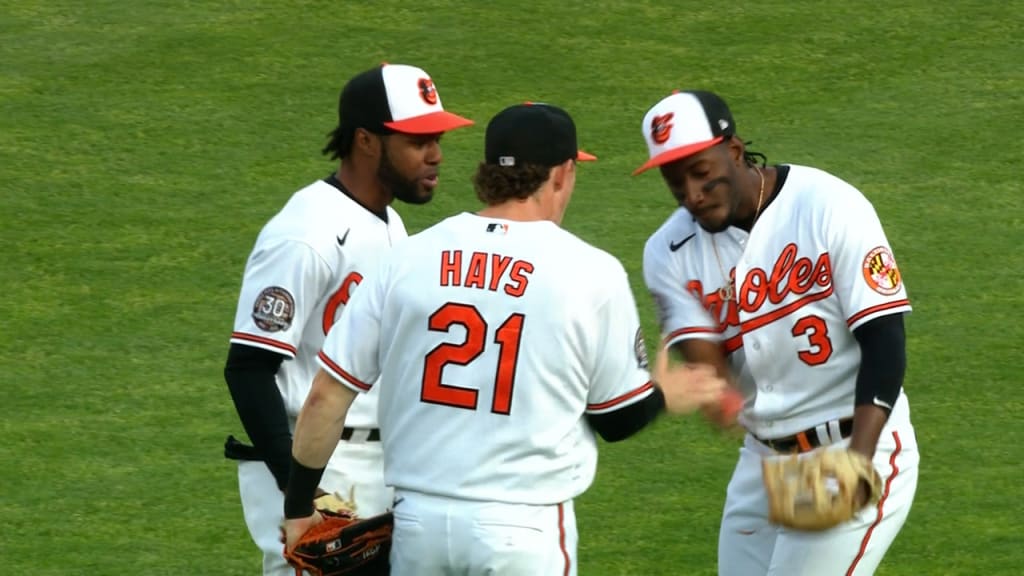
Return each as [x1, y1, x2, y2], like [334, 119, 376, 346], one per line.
[862, 246, 902, 295]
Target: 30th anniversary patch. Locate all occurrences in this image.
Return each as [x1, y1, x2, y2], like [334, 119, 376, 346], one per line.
[252, 286, 295, 332]
[634, 327, 650, 369]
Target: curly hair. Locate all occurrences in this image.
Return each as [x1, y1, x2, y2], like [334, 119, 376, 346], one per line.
[472, 162, 552, 206]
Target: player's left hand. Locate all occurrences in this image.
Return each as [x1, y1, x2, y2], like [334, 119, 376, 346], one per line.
[283, 511, 324, 552]
[762, 448, 882, 531]
[853, 478, 873, 509]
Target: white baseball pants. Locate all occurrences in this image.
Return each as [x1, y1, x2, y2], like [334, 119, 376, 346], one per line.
[389, 490, 578, 575]
[717, 396, 919, 575]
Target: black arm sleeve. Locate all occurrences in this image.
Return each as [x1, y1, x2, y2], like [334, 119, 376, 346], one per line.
[224, 343, 291, 491]
[585, 387, 666, 443]
[852, 313, 906, 415]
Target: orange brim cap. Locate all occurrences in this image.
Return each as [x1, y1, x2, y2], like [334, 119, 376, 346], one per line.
[384, 110, 475, 134]
[632, 136, 722, 175]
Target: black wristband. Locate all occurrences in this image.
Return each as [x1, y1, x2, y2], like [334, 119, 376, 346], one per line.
[585, 385, 665, 443]
[283, 457, 325, 519]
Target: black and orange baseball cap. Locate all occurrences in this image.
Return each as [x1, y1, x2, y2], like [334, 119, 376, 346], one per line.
[484, 102, 596, 167]
[632, 91, 736, 175]
[338, 63, 474, 137]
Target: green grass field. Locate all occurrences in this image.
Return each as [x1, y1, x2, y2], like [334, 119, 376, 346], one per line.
[2, 1, 1021, 574]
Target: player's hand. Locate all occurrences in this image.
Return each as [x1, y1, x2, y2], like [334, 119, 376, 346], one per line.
[282, 511, 324, 552]
[701, 386, 745, 431]
[652, 345, 727, 414]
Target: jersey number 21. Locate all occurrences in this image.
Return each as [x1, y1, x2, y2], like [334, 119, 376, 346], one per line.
[421, 302, 525, 415]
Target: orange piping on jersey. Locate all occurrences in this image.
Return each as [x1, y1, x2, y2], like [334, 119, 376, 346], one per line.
[722, 334, 743, 354]
[316, 350, 372, 391]
[586, 382, 654, 411]
[558, 502, 570, 576]
[738, 286, 834, 335]
[846, 431, 902, 576]
[846, 299, 911, 327]
[230, 332, 297, 356]
[664, 325, 724, 343]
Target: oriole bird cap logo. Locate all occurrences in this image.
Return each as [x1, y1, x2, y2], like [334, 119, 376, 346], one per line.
[418, 77, 438, 105]
[650, 112, 674, 145]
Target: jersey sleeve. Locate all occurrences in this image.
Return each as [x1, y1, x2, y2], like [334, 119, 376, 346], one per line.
[585, 266, 656, 415]
[316, 258, 386, 394]
[642, 236, 720, 348]
[826, 186, 912, 330]
[230, 240, 331, 358]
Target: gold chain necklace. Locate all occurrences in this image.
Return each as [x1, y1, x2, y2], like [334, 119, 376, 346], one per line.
[710, 166, 765, 301]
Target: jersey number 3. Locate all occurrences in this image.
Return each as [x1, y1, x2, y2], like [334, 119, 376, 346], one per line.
[421, 302, 525, 415]
[791, 315, 833, 366]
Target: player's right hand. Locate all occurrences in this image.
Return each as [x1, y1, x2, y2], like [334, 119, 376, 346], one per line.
[652, 345, 727, 414]
[701, 386, 745, 432]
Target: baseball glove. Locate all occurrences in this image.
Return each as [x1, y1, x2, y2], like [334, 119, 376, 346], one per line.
[284, 494, 393, 576]
[314, 491, 359, 518]
[762, 448, 883, 531]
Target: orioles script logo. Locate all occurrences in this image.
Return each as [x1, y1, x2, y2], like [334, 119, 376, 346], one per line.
[687, 243, 834, 331]
[418, 78, 438, 105]
[651, 113, 674, 144]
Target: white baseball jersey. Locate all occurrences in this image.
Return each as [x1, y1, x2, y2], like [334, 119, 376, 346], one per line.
[318, 212, 654, 505]
[230, 178, 407, 428]
[644, 165, 911, 438]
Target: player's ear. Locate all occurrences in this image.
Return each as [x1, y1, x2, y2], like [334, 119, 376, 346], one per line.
[353, 128, 381, 158]
[550, 159, 575, 192]
[726, 136, 745, 166]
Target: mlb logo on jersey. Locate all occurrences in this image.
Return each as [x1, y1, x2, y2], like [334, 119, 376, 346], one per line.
[486, 222, 510, 234]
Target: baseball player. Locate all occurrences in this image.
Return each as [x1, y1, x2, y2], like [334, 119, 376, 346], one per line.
[281, 102, 728, 575]
[222, 63, 472, 575]
[634, 91, 920, 575]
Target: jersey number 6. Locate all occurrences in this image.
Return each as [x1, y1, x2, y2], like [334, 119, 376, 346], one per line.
[421, 302, 525, 415]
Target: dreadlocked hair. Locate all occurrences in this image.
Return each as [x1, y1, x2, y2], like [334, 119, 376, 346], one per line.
[322, 126, 353, 160]
[742, 139, 767, 168]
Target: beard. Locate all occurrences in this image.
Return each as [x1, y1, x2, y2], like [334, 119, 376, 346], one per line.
[693, 175, 736, 233]
[378, 145, 432, 205]
[697, 216, 731, 234]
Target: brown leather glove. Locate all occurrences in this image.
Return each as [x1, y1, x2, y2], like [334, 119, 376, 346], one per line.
[762, 448, 882, 531]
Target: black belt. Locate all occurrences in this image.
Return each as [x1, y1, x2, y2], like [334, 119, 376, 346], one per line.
[341, 427, 381, 442]
[223, 428, 380, 462]
[755, 418, 853, 453]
